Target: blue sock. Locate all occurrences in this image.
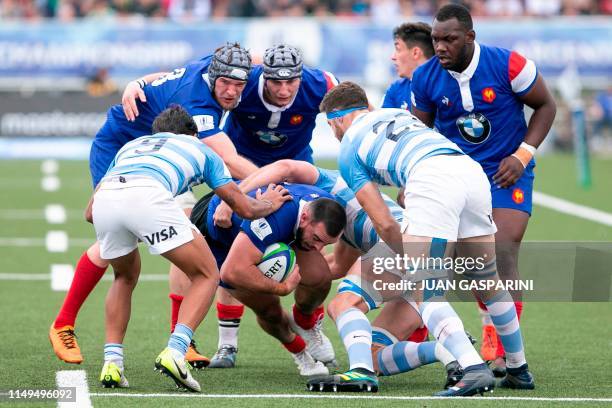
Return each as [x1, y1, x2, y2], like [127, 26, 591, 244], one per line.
[377, 341, 437, 376]
[104, 343, 124, 367]
[336, 308, 373, 372]
[484, 290, 526, 368]
[168, 323, 193, 356]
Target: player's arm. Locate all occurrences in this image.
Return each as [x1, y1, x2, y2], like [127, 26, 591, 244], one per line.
[203, 132, 258, 180]
[220, 232, 301, 295]
[494, 72, 557, 188]
[213, 182, 292, 220]
[410, 69, 436, 128]
[411, 107, 435, 128]
[354, 182, 403, 254]
[122, 72, 170, 121]
[326, 239, 362, 280]
[213, 160, 318, 227]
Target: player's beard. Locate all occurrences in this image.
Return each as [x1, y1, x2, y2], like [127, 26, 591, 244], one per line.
[294, 227, 310, 251]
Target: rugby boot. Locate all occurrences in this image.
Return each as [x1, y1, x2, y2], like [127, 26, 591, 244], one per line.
[489, 356, 507, 377]
[435, 363, 495, 397]
[480, 324, 497, 361]
[289, 314, 337, 368]
[49, 324, 83, 364]
[292, 350, 329, 376]
[499, 363, 535, 390]
[444, 360, 464, 389]
[185, 340, 210, 369]
[154, 347, 201, 392]
[307, 368, 379, 392]
[208, 344, 237, 368]
[100, 361, 129, 388]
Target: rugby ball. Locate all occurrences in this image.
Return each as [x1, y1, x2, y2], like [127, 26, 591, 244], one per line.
[257, 243, 296, 283]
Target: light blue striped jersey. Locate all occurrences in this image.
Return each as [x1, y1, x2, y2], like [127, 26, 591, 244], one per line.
[315, 167, 403, 253]
[339, 109, 463, 192]
[104, 132, 232, 196]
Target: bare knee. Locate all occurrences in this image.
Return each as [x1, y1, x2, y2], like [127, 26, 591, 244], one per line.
[327, 293, 364, 322]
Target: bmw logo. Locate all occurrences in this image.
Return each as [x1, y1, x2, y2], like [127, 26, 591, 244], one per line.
[456, 113, 491, 144]
[256, 130, 288, 147]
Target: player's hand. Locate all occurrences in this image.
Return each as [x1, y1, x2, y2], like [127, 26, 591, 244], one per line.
[213, 201, 234, 228]
[493, 155, 525, 188]
[276, 264, 301, 296]
[257, 184, 293, 210]
[122, 80, 147, 122]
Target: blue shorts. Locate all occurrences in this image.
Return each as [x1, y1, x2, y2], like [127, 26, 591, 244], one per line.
[89, 120, 123, 188]
[489, 161, 535, 215]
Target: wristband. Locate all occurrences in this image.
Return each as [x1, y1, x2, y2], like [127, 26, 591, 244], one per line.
[520, 142, 537, 155]
[511, 143, 536, 168]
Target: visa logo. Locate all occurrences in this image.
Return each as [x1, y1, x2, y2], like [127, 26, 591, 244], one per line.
[144, 226, 178, 245]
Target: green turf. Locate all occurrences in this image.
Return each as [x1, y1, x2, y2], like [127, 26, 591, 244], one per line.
[1, 156, 611, 407]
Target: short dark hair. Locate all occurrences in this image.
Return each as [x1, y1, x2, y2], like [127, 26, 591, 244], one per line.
[393, 22, 434, 59]
[319, 81, 368, 114]
[152, 105, 198, 136]
[435, 4, 473, 31]
[309, 198, 346, 238]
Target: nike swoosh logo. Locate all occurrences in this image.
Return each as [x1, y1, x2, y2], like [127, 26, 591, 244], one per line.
[174, 360, 188, 379]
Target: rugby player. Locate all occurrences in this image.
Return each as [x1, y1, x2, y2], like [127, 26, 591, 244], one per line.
[91, 106, 290, 392]
[410, 4, 556, 380]
[49, 43, 255, 366]
[189, 184, 346, 376]
[311, 81, 532, 396]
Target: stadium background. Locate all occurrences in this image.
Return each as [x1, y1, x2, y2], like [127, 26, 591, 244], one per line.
[0, 2, 611, 406]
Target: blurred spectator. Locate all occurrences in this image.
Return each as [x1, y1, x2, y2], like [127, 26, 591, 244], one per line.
[86, 67, 118, 97]
[525, 0, 562, 15]
[486, 0, 524, 16]
[167, 0, 209, 20]
[0, 0, 610, 19]
[591, 87, 612, 138]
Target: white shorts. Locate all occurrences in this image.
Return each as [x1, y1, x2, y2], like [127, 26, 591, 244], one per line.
[175, 189, 197, 209]
[401, 154, 497, 240]
[92, 176, 199, 260]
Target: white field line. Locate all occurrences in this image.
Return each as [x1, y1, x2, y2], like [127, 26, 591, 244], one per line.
[56, 370, 92, 408]
[0, 237, 92, 247]
[0, 273, 167, 282]
[0, 209, 83, 220]
[88, 393, 612, 402]
[533, 192, 612, 227]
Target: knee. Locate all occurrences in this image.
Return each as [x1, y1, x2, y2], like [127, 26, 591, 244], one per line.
[114, 272, 139, 288]
[327, 293, 362, 322]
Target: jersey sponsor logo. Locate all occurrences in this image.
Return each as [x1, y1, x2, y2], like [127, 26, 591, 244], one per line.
[512, 188, 525, 204]
[290, 114, 303, 125]
[144, 226, 178, 245]
[250, 218, 273, 241]
[193, 115, 215, 132]
[482, 87, 496, 103]
[256, 130, 288, 147]
[456, 113, 491, 144]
